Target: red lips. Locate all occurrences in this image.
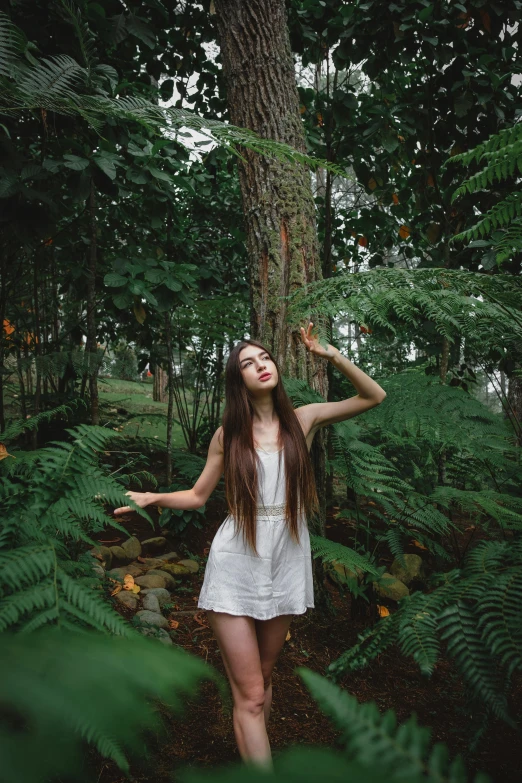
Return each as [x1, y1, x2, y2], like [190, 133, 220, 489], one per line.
[259, 373, 272, 381]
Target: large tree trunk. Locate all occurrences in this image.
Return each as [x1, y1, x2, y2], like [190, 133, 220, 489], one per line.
[214, 0, 328, 520]
[214, 0, 327, 391]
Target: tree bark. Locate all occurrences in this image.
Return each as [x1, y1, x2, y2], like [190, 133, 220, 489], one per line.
[214, 0, 327, 391]
[153, 365, 168, 403]
[214, 0, 328, 530]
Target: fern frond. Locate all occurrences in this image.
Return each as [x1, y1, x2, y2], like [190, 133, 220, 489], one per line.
[310, 534, 379, 575]
[439, 602, 512, 725]
[0, 629, 223, 781]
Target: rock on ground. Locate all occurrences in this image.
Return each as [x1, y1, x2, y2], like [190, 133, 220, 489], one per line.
[140, 588, 171, 607]
[109, 545, 131, 564]
[135, 574, 167, 589]
[390, 554, 424, 585]
[135, 610, 169, 629]
[142, 593, 161, 613]
[374, 573, 410, 601]
[121, 536, 141, 561]
[160, 563, 192, 576]
[161, 551, 180, 562]
[107, 566, 143, 581]
[90, 545, 113, 570]
[146, 569, 178, 589]
[177, 559, 199, 573]
[138, 627, 173, 645]
[138, 557, 166, 568]
[114, 591, 139, 609]
[141, 536, 167, 549]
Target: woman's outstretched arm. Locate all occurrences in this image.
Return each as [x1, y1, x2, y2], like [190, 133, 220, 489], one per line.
[296, 322, 386, 435]
[113, 426, 224, 515]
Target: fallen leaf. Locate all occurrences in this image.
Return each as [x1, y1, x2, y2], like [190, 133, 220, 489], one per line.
[377, 605, 390, 618]
[169, 619, 180, 630]
[111, 584, 123, 596]
[358, 235, 368, 247]
[0, 443, 14, 461]
[194, 613, 209, 627]
[392, 193, 399, 205]
[412, 540, 428, 550]
[398, 224, 411, 239]
[123, 574, 135, 591]
[285, 630, 291, 641]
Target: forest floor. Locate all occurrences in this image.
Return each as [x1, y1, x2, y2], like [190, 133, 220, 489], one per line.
[92, 489, 522, 783]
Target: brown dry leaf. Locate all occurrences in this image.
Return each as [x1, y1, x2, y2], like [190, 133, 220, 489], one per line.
[169, 619, 180, 630]
[368, 177, 378, 191]
[392, 193, 399, 205]
[203, 547, 210, 556]
[192, 596, 198, 602]
[123, 574, 135, 591]
[412, 539, 428, 550]
[111, 584, 123, 596]
[285, 630, 291, 642]
[358, 235, 368, 247]
[194, 612, 209, 628]
[0, 443, 14, 461]
[398, 224, 411, 239]
[377, 605, 390, 618]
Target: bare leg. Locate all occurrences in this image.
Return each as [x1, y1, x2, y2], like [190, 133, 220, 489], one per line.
[255, 614, 293, 726]
[206, 611, 272, 769]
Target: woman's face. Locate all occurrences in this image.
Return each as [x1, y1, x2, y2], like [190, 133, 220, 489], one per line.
[238, 346, 279, 394]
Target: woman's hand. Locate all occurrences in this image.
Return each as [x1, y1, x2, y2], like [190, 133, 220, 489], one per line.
[300, 322, 337, 359]
[113, 491, 155, 516]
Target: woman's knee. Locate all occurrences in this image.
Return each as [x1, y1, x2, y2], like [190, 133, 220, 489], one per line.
[236, 681, 266, 716]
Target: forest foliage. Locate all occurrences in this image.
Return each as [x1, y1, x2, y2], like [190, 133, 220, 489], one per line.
[1, 0, 521, 781]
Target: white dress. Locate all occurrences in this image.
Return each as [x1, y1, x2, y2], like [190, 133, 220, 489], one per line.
[197, 447, 314, 620]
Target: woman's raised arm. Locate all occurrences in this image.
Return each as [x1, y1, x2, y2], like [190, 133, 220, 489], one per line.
[296, 322, 386, 438]
[113, 426, 224, 515]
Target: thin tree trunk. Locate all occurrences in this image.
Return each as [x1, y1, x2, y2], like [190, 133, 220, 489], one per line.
[165, 314, 175, 484]
[214, 0, 328, 529]
[0, 281, 5, 433]
[153, 365, 168, 402]
[31, 254, 42, 449]
[438, 336, 450, 484]
[85, 179, 99, 424]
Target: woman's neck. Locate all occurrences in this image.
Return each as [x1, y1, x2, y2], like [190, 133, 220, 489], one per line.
[250, 395, 277, 427]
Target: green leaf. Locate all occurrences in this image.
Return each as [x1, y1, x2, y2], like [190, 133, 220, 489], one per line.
[148, 167, 172, 182]
[63, 154, 90, 171]
[93, 156, 116, 180]
[104, 272, 127, 287]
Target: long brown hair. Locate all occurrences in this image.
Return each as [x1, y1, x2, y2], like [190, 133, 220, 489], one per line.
[222, 339, 319, 556]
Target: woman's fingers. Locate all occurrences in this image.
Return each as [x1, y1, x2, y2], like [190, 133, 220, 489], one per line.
[113, 505, 131, 515]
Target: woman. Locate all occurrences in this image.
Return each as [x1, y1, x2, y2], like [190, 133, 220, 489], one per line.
[114, 323, 386, 768]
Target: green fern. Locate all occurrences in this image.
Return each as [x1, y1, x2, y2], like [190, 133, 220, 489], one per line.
[0, 628, 224, 781]
[447, 122, 522, 265]
[0, 11, 346, 176]
[328, 540, 522, 725]
[297, 668, 490, 783]
[309, 534, 379, 576]
[286, 268, 522, 342]
[0, 423, 154, 634]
